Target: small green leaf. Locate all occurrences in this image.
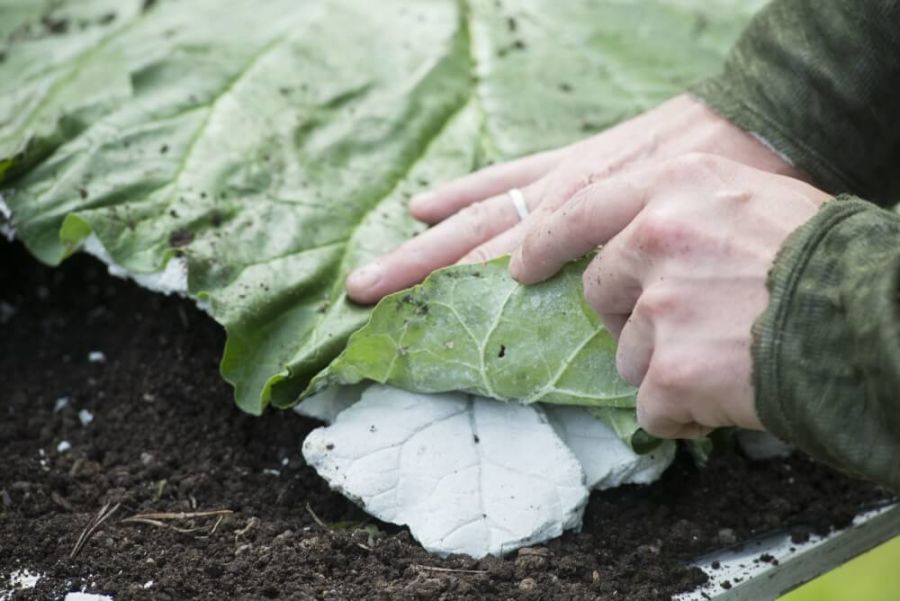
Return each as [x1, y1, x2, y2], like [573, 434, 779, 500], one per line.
[309, 257, 662, 449]
[311, 257, 635, 405]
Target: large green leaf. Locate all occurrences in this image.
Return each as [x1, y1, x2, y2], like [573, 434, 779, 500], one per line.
[0, 0, 761, 414]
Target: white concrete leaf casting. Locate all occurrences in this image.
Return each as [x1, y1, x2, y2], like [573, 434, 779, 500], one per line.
[302, 385, 589, 558]
[302, 385, 675, 557]
[545, 405, 676, 490]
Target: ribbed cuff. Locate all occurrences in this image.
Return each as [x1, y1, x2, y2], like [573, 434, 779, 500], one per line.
[751, 196, 867, 445]
[751, 196, 900, 491]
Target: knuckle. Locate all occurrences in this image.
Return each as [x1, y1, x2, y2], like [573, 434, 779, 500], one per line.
[633, 287, 679, 321]
[659, 152, 720, 182]
[636, 396, 677, 439]
[645, 353, 693, 394]
[631, 211, 690, 254]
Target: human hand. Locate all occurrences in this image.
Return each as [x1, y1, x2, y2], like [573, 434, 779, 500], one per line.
[346, 93, 807, 304]
[509, 154, 829, 438]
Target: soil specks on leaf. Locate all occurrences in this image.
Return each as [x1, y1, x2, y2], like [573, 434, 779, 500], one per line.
[41, 15, 69, 35]
[169, 228, 194, 247]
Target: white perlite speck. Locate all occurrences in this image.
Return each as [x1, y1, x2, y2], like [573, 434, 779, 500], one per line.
[88, 351, 107, 364]
[64, 594, 114, 601]
[79, 409, 95, 426]
[1, 569, 42, 601]
[57, 441, 72, 453]
[54, 397, 71, 413]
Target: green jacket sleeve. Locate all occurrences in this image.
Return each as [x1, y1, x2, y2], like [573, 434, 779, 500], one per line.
[691, 0, 900, 205]
[689, 1, 900, 491]
[754, 197, 900, 492]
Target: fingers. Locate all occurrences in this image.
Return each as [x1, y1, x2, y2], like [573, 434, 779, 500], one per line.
[457, 177, 587, 266]
[509, 167, 652, 284]
[638, 403, 713, 439]
[617, 293, 711, 439]
[636, 376, 713, 440]
[614, 313, 653, 386]
[346, 186, 540, 304]
[457, 223, 526, 265]
[409, 148, 563, 224]
[581, 235, 644, 338]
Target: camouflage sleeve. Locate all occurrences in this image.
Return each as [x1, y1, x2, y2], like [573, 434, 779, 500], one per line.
[688, 0, 900, 491]
[753, 196, 900, 492]
[691, 0, 900, 205]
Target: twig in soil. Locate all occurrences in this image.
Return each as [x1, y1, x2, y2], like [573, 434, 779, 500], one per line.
[305, 502, 330, 530]
[122, 509, 233, 521]
[305, 502, 370, 532]
[123, 517, 208, 534]
[121, 509, 234, 535]
[70, 502, 121, 559]
[411, 564, 487, 575]
[235, 516, 259, 538]
[210, 515, 226, 535]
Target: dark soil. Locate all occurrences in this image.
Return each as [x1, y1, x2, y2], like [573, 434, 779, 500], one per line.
[0, 240, 890, 600]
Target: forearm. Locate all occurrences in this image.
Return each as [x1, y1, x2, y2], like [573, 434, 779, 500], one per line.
[754, 196, 900, 492]
[692, 0, 900, 205]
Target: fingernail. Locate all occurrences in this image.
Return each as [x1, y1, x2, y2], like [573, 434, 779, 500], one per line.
[409, 192, 433, 212]
[348, 262, 383, 290]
